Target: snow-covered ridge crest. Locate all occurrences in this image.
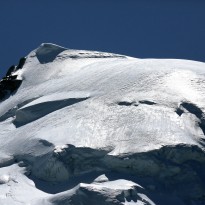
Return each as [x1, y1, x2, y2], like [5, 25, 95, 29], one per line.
[0, 43, 205, 204]
[34, 43, 126, 64]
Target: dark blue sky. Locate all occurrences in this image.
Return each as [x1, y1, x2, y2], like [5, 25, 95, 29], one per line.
[0, 0, 205, 78]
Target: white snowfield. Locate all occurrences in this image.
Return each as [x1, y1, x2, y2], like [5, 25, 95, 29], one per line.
[0, 43, 205, 205]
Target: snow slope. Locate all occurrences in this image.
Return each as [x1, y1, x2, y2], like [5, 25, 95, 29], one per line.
[0, 43, 205, 204]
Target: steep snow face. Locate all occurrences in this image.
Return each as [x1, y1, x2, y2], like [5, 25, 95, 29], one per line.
[0, 43, 205, 204]
[35, 43, 67, 64]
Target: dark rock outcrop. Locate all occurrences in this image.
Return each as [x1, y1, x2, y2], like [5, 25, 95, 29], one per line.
[16, 57, 26, 70]
[6, 65, 15, 76]
[0, 57, 26, 101]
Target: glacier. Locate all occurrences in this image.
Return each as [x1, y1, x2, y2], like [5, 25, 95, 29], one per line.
[0, 43, 205, 205]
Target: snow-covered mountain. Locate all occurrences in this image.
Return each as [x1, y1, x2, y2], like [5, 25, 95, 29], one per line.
[0, 43, 205, 205]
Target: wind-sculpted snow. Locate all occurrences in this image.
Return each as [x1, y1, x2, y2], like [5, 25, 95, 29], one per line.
[14, 95, 90, 127]
[0, 43, 205, 204]
[36, 43, 67, 64]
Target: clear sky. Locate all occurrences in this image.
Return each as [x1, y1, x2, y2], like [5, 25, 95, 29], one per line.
[0, 0, 205, 78]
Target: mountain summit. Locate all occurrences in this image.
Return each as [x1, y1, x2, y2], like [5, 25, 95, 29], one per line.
[0, 43, 205, 205]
